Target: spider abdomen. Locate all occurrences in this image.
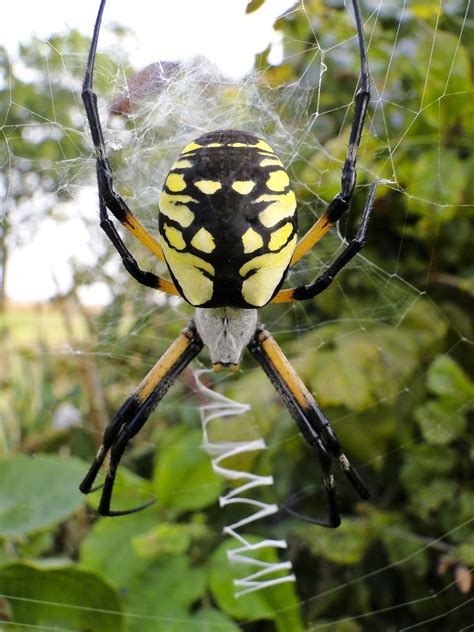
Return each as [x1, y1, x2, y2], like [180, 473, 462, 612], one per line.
[158, 130, 297, 308]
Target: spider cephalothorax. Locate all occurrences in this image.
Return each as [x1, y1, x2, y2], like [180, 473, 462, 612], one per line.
[80, 0, 375, 526]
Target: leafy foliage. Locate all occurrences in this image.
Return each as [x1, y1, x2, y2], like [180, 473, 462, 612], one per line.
[0, 561, 124, 630]
[0, 454, 84, 537]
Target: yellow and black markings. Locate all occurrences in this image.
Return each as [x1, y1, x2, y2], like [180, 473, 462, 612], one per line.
[121, 210, 166, 263]
[158, 129, 298, 308]
[134, 324, 201, 403]
[253, 327, 315, 412]
[290, 211, 332, 266]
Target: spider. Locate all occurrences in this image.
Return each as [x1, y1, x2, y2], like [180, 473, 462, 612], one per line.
[80, 0, 375, 526]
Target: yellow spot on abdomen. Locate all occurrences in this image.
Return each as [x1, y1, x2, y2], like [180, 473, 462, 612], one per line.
[266, 170, 290, 192]
[255, 139, 275, 153]
[191, 227, 216, 253]
[232, 181, 256, 195]
[239, 236, 297, 307]
[257, 190, 297, 227]
[171, 159, 193, 170]
[269, 222, 294, 251]
[160, 242, 215, 306]
[163, 224, 186, 250]
[242, 227, 263, 253]
[182, 141, 202, 154]
[165, 173, 187, 192]
[159, 192, 196, 227]
[260, 157, 283, 168]
[195, 180, 222, 195]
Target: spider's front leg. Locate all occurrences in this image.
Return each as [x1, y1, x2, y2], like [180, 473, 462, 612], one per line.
[289, 0, 371, 268]
[82, 0, 179, 297]
[275, 181, 377, 303]
[248, 325, 369, 527]
[80, 322, 203, 516]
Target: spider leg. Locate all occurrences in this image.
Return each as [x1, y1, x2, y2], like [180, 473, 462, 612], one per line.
[83, 0, 178, 294]
[273, 181, 376, 303]
[247, 325, 369, 528]
[282, 437, 339, 527]
[290, 0, 370, 267]
[97, 195, 178, 295]
[80, 322, 203, 516]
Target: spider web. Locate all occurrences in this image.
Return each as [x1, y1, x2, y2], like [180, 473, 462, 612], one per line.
[1, 0, 473, 630]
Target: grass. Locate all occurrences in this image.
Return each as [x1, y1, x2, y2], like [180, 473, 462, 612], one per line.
[1, 301, 96, 348]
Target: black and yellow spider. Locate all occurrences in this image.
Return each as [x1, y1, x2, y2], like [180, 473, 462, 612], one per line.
[80, 0, 375, 525]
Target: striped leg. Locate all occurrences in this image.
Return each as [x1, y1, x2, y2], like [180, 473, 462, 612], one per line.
[273, 0, 371, 291]
[83, 0, 178, 295]
[247, 325, 369, 527]
[80, 322, 203, 516]
[272, 182, 376, 303]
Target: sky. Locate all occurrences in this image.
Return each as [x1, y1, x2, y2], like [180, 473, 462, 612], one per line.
[2, 0, 293, 75]
[3, 0, 295, 304]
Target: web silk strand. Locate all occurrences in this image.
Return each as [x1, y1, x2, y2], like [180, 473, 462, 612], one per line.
[193, 369, 296, 597]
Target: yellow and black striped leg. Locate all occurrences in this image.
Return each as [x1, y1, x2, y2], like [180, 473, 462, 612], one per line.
[272, 182, 376, 304]
[247, 326, 369, 528]
[80, 322, 203, 516]
[83, 0, 178, 294]
[98, 195, 178, 296]
[286, 0, 370, 269]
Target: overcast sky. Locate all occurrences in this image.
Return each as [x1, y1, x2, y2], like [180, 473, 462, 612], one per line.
[2, 0, 294, 75]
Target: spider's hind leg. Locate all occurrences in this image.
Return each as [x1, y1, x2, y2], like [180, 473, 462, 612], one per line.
[79, 394, 140, 495]
[247, 326, 369, 527]
[79, 322, 203, 516]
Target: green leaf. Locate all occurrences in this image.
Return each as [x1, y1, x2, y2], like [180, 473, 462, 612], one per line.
[153, 427, 222, 513]
[132, 520, 209, 558]
[246, 0, 265, 14]
[296, 325, 407, 411]
[415, 32, 471, 128]
[0, 561, 123, 630]
[400, 148, 468, 220]
[288, 298, 447, 413]
[301, 131, 393, 206]
[293, 518, 372, 566]
[0, 454, 85, 537]
[124, 556, 206, 632]
[456, 541, 474, 566]
[80, 509, 159, 586]
[383, 530, 429, 577]
[209, 537, 303, 632]
[400, 444, 455, 492]
[193, 608, 241, 631]
[16, 530, 54, 559]
[408, 479, 455, 520]
[415, 400, 466, 445]
[458, 491, 474, 524]
[426, 356, 474, 402]
[80, 510, 206, 632]
[414, 356, 472, 445]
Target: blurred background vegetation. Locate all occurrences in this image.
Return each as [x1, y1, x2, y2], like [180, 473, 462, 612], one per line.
[0, 0, 472, 630]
